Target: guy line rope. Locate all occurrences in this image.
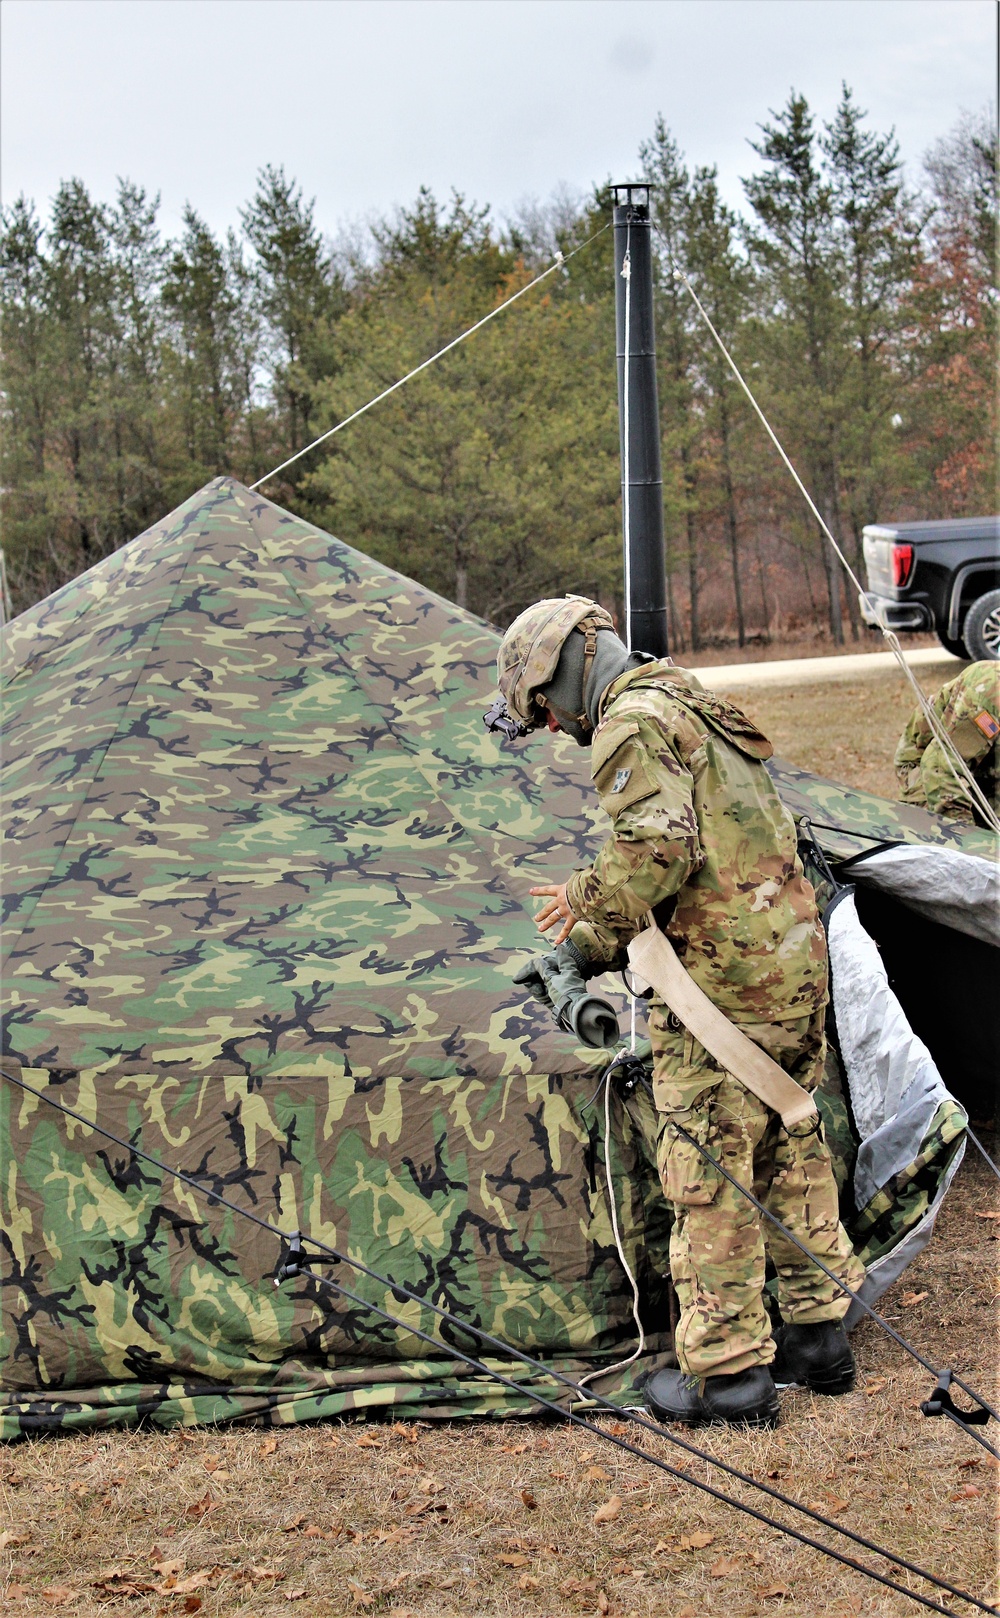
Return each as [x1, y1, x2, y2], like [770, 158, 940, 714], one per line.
[1, 1064, 995, 1618]
[670, 261, 1000, 836]
[249, 224, 611, 492]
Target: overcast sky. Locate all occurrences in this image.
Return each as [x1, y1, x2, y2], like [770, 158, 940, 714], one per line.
[2, 0, 996, 243]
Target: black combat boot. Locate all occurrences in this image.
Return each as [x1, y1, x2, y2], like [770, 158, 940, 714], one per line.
[770, 1321, 856, 1394]
[644, 1365, 779, 1429]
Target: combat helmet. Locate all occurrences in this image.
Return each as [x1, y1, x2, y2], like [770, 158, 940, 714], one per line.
[495, 596, 615, 732]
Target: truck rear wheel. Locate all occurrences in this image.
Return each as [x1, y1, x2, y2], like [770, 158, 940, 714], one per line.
[936, 626, 968, 658]
[963, 589, 1000, 660]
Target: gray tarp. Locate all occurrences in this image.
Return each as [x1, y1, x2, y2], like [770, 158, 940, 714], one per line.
[850, 844, 999, 946]
[826, 886, 967, 1322]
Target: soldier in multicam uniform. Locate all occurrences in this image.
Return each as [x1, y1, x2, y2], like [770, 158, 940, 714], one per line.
[495, 597, 865, 1428]
[894, 661, 1000, 826]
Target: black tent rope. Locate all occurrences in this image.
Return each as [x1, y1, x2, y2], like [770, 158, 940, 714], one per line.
[0, 1068, 993, 1616]
[295, 1264, 987, 1618]
[658, 1105, 999, 1456]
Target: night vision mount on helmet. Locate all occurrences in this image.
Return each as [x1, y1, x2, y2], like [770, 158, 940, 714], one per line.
[486, 596, 615, 741]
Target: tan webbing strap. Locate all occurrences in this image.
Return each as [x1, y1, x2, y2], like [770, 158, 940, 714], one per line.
[626, 924, 819, 1130]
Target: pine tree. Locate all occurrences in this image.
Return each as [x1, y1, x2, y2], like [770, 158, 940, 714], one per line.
[684, 166, 755, 646]
[640, 121, 702, 649]
[744, 93, 851, 642]
[822, 86, 919, 559]
[240, 166, 346, 480]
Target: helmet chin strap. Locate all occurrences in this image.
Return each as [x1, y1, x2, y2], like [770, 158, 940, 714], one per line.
[544, 698, 593, 736]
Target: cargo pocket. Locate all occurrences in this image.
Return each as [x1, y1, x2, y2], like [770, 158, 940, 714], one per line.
[657, 1107, 723, 1207]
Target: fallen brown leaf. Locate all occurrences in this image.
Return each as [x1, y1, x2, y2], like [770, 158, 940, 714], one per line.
[282, 1513, 308, 1532]
[560, 1577, 599, 1595]
[520, 1488, 538, 1510]
[417, 1474, 445, 1494]
[711, 1558, 740, 1577]
[248, 1566, 285, 1582]
[518, 1574, 541, 1590]
[549, 1468, 569, 1479]
[862, 1377, 887, 1396]
[679, 1530, 715, 1550]
[354, 1434, 382, 1450]
[182, 1601, 201, 1616]
[259, 1437, 278, 1455]
[150, 1556, 185, 1576]
[0, 1530, 30, 1550]
[502, 1442, 530, 1454]
[41, 1592, 76, 1607]
[184, 1490, 218, 1519]
[155, 1569, 218, 1595]
[900, 1290, 929, 1306]
[652, 1539, 671, 1555]
[759, 1584, 792, 1600]
[497, 1552, 530, 1567]
[584, 1464, 612, 1482]
[284, 1592, 307, 1603]
[347, 1581, 373, 1607]
[593, 1494, 622, 1524]
[950, 1484, 982, 1500]
[597, 1592, 610, 1615]
[974, 1210, 1000, 1219]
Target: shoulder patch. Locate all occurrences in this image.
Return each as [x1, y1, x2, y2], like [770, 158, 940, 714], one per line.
[973, 709, 1000, 741]
[591, 718, 658, 813]
[591, 720, 640, 778]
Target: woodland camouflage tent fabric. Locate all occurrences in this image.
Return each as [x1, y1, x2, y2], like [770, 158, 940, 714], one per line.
[0, 478, 991, 1437]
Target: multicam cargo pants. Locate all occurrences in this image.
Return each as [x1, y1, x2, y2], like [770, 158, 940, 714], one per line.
[649, 1004, 865, 1379]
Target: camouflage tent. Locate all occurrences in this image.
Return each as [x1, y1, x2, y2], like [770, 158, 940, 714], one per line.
[0, 479, 992, 1437]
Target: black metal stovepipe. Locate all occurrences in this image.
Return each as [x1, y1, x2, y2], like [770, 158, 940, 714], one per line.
[613, 182, 668, 659]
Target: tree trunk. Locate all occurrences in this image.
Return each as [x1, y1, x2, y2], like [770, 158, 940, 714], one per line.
[680, 443, 700, 651]
[828, 480, 859, 639]
[664, 534, 682, 652]
[754, 531, 770, 638]
[819, 486, 847, 645]
[454, 555, 468, 612]
[719, 399, 745, 648]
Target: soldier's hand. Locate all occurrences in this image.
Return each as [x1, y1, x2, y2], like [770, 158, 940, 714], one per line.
[529, 883, 578, 947]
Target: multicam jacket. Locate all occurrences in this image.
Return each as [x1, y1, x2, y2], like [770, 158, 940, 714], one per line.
[894, 661, 1000, 826]
[565, 662, 828, 1024]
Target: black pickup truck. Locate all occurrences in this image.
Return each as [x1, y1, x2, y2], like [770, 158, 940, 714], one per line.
[860, 515, 1000, 659]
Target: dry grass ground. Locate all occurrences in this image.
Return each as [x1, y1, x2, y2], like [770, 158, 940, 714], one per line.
[2, 670, 997, 1618]
[723, 663, 956, 803]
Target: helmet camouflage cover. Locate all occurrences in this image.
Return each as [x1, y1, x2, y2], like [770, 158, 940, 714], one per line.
[497, 597, 615, 728]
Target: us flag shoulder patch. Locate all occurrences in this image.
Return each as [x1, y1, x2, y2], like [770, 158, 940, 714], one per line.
[973, 710, 1000, 741]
